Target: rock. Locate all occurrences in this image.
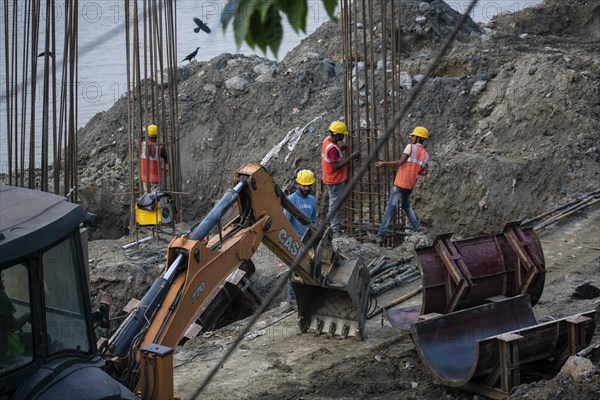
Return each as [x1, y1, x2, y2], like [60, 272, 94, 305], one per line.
[377, 59, 392, 71]
[560, 356, 597, 382]
[353, 62, 366, 74]
[419, 2, 431, 13]
[253, 63, 275, 76]
[225, 76, 249, 91]
[203, 84, 217, 94]
[315, 61, 335, 82]
[352, 76, 365, 89]
[334, 63, 343, 75]
[470, 80, 487, 95]
[572, 283, 600, 299]
[400, 71, 412, 89]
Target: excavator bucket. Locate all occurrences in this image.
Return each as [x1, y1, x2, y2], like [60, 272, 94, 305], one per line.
[292, 257, 371, 339]
[291, 230, 372, 340]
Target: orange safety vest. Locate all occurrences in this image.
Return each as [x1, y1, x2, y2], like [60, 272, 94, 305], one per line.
[394, 143, 429, 190]
[321, 137, 348, 185]
[140, 140, 164, 184]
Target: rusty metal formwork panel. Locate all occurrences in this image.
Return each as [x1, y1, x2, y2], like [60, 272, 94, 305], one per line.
[340, 0, 407, 246]
[385, 223, 546, 330]
[410, 295, 596, 399]
[418, 224, 546, 315]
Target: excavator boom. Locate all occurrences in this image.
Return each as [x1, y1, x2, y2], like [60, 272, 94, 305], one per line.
[105, 163, 371, 397]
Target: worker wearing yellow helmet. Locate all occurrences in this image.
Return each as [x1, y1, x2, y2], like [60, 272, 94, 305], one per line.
[283, 169, 317, 305]
[372, 126, 430, 244]
[140, 124, 169, 193]
[321, 121, 360, 236]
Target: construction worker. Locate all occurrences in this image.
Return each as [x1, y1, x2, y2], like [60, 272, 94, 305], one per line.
[321, 121, 359, 236]
[0, 272, 30, 358]
[372, 126, 430, 243]
[283, 169, 317, 305]
[140, 124, 168, 193]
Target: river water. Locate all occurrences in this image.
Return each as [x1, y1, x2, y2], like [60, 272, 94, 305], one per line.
[0, 1, 540, 166]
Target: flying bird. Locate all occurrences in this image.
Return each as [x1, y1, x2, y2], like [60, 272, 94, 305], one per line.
[37, 51, 53, 58]
[193, 17, 211, 34]
[181, 47, 200, 63]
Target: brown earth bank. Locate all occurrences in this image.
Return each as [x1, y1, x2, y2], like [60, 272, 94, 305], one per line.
[78, 0, 600, 399]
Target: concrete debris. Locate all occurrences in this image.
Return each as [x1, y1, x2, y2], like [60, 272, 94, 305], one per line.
[560, 356, 598, 383]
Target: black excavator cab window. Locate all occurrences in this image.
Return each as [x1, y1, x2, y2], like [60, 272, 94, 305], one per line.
[42, 234, 92, 357]
[0, 263, 34, 374]
[0, 231, 93, 381]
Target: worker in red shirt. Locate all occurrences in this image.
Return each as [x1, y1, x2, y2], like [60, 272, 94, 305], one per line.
[140, 124, 168, 193]
[372, 126, 430, 243]
[321, 121, 359, 236]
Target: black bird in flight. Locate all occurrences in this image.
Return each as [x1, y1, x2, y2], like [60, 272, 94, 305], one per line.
[37, 51, 53, 58]
[193, 17, 211, 34]
[181, 47, 200, 63]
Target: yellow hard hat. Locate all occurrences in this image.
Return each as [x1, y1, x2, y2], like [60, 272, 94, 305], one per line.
[411, 126, 429, 139]
[328, 121, 348, 135]
[147, 124, 158, 136]
[296, 169, 315, 186]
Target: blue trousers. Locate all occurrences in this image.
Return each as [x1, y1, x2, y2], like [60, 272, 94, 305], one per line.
[287, 279, 295, 301]
[377, 185, 421, 236]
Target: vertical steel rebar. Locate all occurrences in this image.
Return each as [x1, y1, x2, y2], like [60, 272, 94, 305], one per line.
[126, 0, 182, 234]
[341, 0, 405, 247]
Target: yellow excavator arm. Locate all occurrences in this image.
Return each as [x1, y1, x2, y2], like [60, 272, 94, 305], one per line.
[104, 163, 370, 398]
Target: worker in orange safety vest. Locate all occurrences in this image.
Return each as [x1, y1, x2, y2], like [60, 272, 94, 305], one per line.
[372, 126, 430, 243]
[321, 121, 359, 236]
[140, 124, 168, 193]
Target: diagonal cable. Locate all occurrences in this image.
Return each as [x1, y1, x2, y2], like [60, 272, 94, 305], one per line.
[191, 0, 480, 397]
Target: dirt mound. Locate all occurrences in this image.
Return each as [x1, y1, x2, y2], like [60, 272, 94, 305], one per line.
[490, 0, 600, 40]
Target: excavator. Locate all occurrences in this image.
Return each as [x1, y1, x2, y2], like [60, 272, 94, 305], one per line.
[0, 162, 370, 399]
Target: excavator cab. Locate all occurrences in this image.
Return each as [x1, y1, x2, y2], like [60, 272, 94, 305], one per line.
[0, 185, 136, 399]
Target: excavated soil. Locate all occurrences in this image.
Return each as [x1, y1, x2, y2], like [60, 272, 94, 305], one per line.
[76, 0, 600, 399]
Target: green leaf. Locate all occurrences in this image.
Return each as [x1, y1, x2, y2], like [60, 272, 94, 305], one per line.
[258, 0, 275, 20]
[264, 6, 283, 56]
[247, 10, 267, 52]
[223, 0, 337, 55]
[220, 0, 238, 28]
[322, 0, 338, 21]
[277, 0, 307, 33]
[232, 0, 255, 48]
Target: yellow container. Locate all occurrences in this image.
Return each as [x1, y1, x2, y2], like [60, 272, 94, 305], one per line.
[135, 204, 162, 225]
